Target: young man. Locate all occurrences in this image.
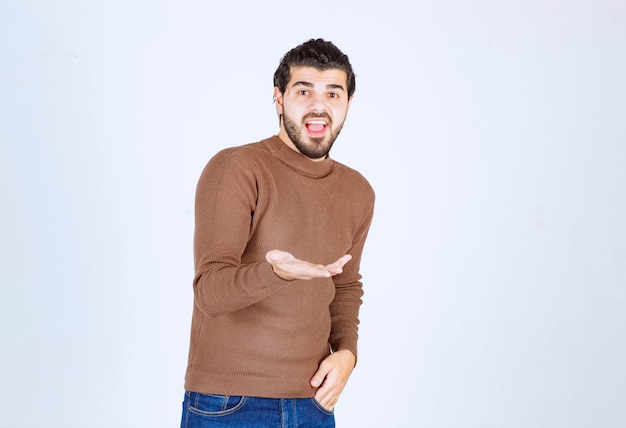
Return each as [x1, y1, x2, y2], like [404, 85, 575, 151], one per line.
[180, 39, 375, 428]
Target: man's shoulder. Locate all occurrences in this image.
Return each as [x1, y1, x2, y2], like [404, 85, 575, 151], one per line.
[209, 137, 274, 166]
[215, 138, 271, 157]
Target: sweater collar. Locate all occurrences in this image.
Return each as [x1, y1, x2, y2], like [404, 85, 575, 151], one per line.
[264, 135, 334, 178]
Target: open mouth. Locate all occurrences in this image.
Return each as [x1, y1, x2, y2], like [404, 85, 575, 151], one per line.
[305, 119, 328, 137]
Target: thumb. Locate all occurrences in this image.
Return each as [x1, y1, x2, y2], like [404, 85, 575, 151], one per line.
[310, 366, 327, 388]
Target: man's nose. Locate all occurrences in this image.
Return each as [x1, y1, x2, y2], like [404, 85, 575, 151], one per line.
[308, 93, 329, 112]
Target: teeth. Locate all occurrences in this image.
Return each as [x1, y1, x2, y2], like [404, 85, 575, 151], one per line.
[307, 120, 326, 125]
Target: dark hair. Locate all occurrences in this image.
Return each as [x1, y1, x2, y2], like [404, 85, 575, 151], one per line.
[273, 38, 356, 98]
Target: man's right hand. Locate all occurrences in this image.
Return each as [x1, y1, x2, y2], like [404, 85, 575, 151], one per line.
[265, 249, 351, 281]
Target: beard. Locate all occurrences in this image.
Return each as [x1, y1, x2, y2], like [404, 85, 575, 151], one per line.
[283, 112, 345, 160]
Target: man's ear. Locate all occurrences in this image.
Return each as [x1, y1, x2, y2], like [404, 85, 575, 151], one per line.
[273, 86, 283, 115]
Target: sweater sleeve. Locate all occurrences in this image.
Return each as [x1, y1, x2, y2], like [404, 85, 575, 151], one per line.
[192, 149, 288, 318]
[328, 192, 375, 359]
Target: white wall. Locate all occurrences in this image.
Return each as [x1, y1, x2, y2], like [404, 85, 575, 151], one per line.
[1, 1, 625, 427]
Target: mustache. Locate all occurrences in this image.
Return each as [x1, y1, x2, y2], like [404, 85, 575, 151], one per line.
[303, 112, 331, 122]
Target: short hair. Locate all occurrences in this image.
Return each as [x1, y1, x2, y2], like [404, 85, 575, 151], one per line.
[273, 39, 356, 98]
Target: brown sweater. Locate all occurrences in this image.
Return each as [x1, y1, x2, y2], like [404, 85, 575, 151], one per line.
[184, 135, 375, 398]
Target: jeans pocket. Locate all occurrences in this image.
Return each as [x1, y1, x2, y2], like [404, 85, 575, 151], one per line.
[310, 397, 334, 415]
[186, 392, 247, 417]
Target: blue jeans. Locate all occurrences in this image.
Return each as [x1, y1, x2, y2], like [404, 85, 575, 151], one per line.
[180, 391, 335, 428]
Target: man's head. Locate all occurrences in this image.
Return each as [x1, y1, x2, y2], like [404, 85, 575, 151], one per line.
[273, 39, 356, 161]
[274, 39, 356, 99]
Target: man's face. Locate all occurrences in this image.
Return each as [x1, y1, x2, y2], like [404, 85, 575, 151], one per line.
[274, 66, 352, 160]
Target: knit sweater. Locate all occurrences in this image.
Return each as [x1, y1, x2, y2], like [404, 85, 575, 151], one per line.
[184, 135, 375, 398]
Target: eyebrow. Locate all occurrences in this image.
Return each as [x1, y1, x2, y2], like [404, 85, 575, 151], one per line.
[291, 81, 346, 92]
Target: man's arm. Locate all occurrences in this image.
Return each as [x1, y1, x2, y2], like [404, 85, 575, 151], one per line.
[317, 197, 375, 410]
[193, 150, 289, 318]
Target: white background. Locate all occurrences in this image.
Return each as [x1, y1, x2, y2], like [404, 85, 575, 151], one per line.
[1, 1, 625, 427]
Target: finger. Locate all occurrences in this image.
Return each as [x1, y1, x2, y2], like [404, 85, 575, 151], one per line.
[315, 387, 338, 411]
[322, 396, 337, 411]
[326, 254, 352, 274]
[334, 254, 352, 267]
[303, 264, 332, 279]
[310, 366, 328, 388]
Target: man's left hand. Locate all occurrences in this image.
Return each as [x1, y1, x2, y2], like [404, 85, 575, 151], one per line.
[310, 350, 356, 411]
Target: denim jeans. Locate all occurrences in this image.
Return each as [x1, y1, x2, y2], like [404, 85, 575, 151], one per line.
[180, 391, 335, 428]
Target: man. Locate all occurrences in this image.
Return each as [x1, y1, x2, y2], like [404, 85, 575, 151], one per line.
[181, 38, 375, 428]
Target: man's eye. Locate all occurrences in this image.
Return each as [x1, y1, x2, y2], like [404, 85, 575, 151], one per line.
[328, 93, 339, 98]
[298, 90, 309, 95]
